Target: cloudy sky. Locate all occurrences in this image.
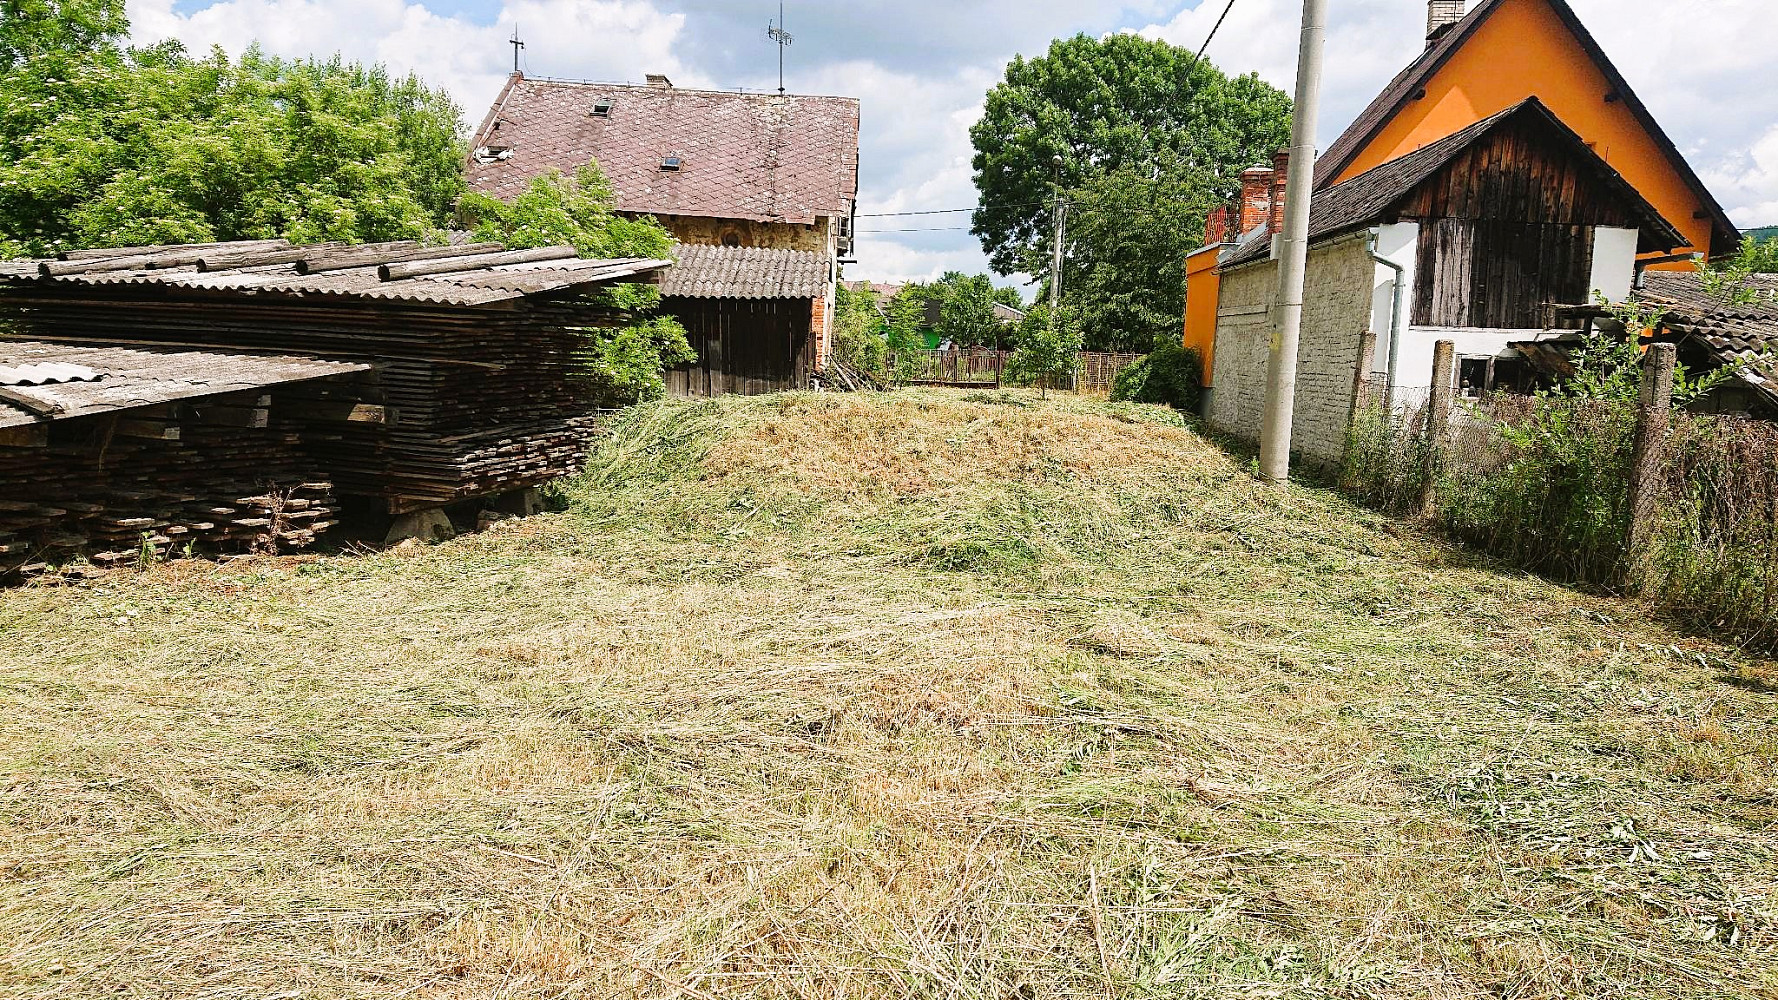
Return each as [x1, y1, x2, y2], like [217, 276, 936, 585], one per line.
[127, 0, 1778, 283]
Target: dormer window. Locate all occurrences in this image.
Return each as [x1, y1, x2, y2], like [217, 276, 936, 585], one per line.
[660, 156, 683, 172]
[590, 101, 612, 117]
[472, 145, 513, 165]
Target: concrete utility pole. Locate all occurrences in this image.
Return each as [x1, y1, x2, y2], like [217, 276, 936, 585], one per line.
[1257, 0, 1329, 484]
[1049, 155, 1067, 316]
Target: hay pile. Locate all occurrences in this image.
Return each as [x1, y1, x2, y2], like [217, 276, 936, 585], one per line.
[1, 389, 1773, 998]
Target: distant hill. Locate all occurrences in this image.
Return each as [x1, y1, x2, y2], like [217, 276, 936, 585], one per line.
[1749, 225, 1778, 243]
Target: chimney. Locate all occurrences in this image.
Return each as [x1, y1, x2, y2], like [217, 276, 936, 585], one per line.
[1269, 149, 1290, 236]
[646, 73, 673, 88]
[1238, 165, 1274, 234]
[1426, 1, 1466, 42]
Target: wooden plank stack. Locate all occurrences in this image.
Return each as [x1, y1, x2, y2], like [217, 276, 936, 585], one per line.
[0, 388, 339, 576]
[0, 240, 670, 516]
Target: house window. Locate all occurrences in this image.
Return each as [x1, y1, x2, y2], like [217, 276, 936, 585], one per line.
[660, 156, 683, 172]
[1459, 358, 1491, 398]
[590, 101, 613, 117]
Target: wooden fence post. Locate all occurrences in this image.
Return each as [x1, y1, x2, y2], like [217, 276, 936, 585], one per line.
[1420, 340, 1455, 517]
[1625, 342, 1677, 583]
[1348, 328, 1379, 426]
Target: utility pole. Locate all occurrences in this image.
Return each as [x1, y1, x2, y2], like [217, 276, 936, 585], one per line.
[1048, 155, 1066, 316]
[1257, 0, 1328, 484]
[510, 27, 525, 75]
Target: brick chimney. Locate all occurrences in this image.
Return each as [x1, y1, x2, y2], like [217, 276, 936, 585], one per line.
[1238, 165, 1274, 234]
[646, 73, 673, 88]
[1268, 150, 1290, 236]
[1427, 1, 1466, 42]
[1204, 204, 1233, 245]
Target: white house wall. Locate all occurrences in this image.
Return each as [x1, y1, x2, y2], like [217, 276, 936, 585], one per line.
[1589, 226, 1639, 304]
[1369, 222, 1419, 403]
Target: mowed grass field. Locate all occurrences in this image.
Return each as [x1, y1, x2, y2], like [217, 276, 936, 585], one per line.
[1, 389, 1774, 999]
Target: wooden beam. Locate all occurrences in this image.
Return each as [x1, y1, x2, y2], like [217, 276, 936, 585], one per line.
[379, 246, 580, 282]
[0, 386, 61, 417]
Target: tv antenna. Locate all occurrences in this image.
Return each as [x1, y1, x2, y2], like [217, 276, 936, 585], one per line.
[766, 2, 793, 94]
[509, 26, 525, 75]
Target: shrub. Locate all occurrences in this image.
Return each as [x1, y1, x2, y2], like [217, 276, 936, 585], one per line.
[1110, 340, 1202, 411]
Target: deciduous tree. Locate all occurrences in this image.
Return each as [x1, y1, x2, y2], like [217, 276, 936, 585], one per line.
[969, 33, 1291, 277]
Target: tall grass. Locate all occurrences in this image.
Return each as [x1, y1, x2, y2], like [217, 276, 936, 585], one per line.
[1343, 383, 1778, 647]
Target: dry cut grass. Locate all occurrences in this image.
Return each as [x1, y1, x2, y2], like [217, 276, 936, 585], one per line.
[1, 388, 1775, 999]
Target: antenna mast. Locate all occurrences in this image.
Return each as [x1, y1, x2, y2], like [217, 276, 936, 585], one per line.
[766, 2, 793, 94]
[510, 26, 525, 75]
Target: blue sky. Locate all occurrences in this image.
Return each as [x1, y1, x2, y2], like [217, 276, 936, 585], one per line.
[128, 0, 1778, 283]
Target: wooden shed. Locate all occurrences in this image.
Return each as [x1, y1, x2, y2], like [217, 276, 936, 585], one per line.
[658, 245, 830, 396]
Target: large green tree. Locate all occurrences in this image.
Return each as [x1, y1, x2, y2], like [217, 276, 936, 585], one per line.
[1062, 162, 1220, 352]
[0, 0, 464, 256]
[969, 32, 1291, 277]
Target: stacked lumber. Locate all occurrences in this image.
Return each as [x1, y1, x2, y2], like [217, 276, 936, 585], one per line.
[0, 392, 339, 575]
[0, 240, 670, 514]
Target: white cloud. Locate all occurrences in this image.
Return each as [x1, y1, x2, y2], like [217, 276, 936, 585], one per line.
[123, 0, 1778, 282]
[126, 0, 691, 123]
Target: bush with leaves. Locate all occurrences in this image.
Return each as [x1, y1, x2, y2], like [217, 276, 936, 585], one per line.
[1006, 303, 1083, 397]
[832, 282, 890, 377]
[0, 1, 464, 256]
[1110, 340, 1203, 412]
[459, 166, 693, 404]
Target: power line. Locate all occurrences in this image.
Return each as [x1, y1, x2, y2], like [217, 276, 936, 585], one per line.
[855, 202, 1043, 218]
[1184, 0, 1240, 77]
[856, 225, 976, 234]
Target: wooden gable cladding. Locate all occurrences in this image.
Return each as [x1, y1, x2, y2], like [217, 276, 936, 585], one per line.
[1399, 115, 1646, 329]
[662, 297, 813, 397]
[1394, 114, 1652, 233]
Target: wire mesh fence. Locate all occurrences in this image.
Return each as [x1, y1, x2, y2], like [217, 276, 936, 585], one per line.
[1342, 380, 1778, 647]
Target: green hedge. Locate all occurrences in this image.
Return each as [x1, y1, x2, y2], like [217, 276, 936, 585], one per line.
[1110, 342, 1203, 412]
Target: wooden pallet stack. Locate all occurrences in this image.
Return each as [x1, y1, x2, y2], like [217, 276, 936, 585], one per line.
[0, 240, 670, 515]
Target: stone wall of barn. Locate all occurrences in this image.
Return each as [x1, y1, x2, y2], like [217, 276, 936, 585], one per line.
[650, 214, 836, 255]
[1208, 234, 1376, 467]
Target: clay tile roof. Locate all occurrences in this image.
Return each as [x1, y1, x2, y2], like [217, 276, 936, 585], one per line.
[660, 245, 830, 300]
[1641, 272, 1778, 357]
[468, 76, 860, 226]
[1221, 99, 1681, 270]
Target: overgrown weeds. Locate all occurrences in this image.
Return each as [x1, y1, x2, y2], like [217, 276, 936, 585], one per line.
[1, 389, 1773, 998]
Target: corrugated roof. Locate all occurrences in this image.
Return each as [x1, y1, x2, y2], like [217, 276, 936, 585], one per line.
[1641, 271, 1778, 374]
[659, 245, 830, 299]
[1313, 0, 1738, 256]
[1221, 99, 1682, 269]
[0, 240, 672, 308]
[0, 340, 371, 430]
[467, 75, 860, 225]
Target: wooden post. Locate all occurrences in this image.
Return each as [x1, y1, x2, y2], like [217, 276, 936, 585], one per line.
[1625, 342, 1677, 583]
[1420, 340, 1455, 517]
[1348, 328, 1379, 425]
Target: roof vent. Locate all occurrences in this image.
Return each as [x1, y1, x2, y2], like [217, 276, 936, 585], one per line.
[646, 74, 673, 88]
[589, 100, 613, 117]
[660, 156, 683, 172]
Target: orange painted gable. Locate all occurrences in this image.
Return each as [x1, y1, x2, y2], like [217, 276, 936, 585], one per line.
[1331, 0, 1728, 262]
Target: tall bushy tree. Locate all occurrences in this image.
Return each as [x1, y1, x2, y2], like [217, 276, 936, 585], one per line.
[459, 166, 693, 404]
[1064, 162, 1219, 352]
[0, 2, 464, 257]
[970, 33, 1291, 278]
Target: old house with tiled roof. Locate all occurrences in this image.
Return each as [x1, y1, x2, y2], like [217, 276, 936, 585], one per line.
[468, 72, 861, 393]
[1183, 0, 1741, 465]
